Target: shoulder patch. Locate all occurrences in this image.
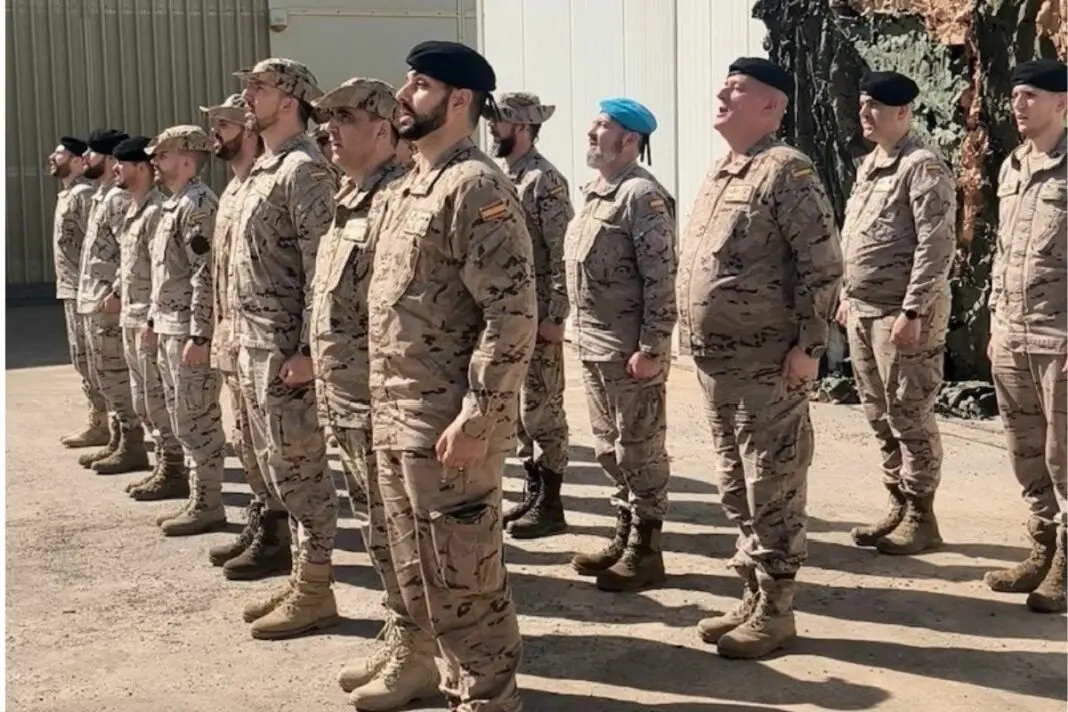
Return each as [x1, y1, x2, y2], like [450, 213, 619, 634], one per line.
[791, 166, 813, 179]
[479, 199, 509, 222]
[307, 169, 332, 182]
[649, 197, 667, 212]
[189, 234, 210, 256]
[550, 185, 567, 198]
[923, 162, 944, 174]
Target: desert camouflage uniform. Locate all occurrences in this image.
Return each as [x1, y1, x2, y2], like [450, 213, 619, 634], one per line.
[840, 133, 957, 554]
[565, 160, 677, 590]
[144, 126, 227, 536]
[367, 137, 536, 710]
[76, 181, 148, 472]
[117, 186, 187, 496]
[983, 130, 1067, 612]
[678, 135, 842, 657]
[54, 176, 109, 446]
[231, 58, 339, 641]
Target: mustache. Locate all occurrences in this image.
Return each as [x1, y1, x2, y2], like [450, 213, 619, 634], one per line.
[398, 99, 416, 114]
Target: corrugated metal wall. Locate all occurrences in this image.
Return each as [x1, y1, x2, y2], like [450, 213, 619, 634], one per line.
[6, 0, 270, 297]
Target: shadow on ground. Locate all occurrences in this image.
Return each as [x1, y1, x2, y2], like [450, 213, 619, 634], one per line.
[7, 304, 69, 370]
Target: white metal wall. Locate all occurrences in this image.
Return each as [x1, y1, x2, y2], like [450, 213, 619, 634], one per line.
[479, 0, 768, 351]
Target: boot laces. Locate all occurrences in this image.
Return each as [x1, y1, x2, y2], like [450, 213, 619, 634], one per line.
[379, 638, 416, 687]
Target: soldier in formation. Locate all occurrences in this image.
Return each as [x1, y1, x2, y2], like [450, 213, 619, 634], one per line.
[48, 42, 1068, 712]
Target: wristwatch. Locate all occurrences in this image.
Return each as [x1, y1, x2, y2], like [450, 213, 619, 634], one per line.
[804, 344, 826, 360]
[298, 344, 312, 357]
[191, 336, 209, 346]
[903, 309, 919, 320]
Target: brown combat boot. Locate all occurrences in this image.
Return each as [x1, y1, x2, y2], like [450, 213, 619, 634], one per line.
[209, 500, 263, 566]
[347, 623, 441, 711]
[876, 491, 943, 555]
[242, 558, 300, 623]
[91, 424, 151, 475]
[60, 407, 111, 449]
[716, 572, 798, 659]
[78, 414, 120, 468]
[984, 518, 1058, 593]
[509, 466, 568, 540]
[850, 482, 907, 547]
[159, 483, 227, 537]
[572, 508, 632, 576]
[1027, 528, 1067, 614]
[697, 565, 760, 644]
[249, 560, 340, 640]
[130, 455, 189, 502]
[503, 460, 542, 526]
[596, 518, 667, 591]
[222, 509, 293, 581]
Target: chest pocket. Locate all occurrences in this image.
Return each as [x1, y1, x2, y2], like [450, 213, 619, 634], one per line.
[373, 207, 429, 306]
[858, 179, 899, 241]
[1035, 179, 1067, 254]
[575, 200, 629, 272]
[323, 214, 370, 293]
[153, 210, 179, 267]
[702, 183, 754, 257]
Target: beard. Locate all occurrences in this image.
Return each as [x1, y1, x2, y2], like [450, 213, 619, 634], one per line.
[493, 134, 516, 158]
[245, 108, 275, 134]
[214, 133, 244, 161]
[397, 97, 448, 141]
[83, 162, 104, 179]
[586, 138, 623, 169]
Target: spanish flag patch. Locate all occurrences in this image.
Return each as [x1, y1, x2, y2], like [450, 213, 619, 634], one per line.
[791, 167, 813, 179]
[550, 185, 567, 198]
[479, 199, 508, 221]
[924, 162, 943, 174]
[649, 197, 666, 212]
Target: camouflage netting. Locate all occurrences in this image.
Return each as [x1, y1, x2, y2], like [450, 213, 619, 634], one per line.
[753, 0, 1066, 418]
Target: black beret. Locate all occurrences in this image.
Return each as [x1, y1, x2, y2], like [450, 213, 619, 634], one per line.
[728, 57, 795, 97]
[406, 41, 496, 92]
[859, 71, 920, 106]
[59, 136, 88, 156]
[87, 128, 129, 156]
[1012, 59, 1067, 92]
[112, 136, 152, 163]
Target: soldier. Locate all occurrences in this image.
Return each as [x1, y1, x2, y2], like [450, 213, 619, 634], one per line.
[110, 136, 189, 502]
[232, 58, 340, 640]
[76, 128, 152, 475]
[306, 77, 414, 709]
[486, 91, 574, 540]
[198, 94, 292, 580]
[50, 135, 109, 449]
[983, 58, 1067, 614]
[362, 41, 535, 711]
[835, 71, 957, 556]
[566, 97, 677, 592]
[678, 58, 842, 659]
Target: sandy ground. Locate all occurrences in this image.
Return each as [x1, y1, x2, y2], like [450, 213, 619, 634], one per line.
[5, 305, 1066, 712]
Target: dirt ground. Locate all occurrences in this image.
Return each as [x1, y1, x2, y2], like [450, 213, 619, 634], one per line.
[5, 305, 1066, 712]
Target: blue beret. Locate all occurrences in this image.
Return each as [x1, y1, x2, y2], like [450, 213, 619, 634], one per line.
[598, 97, 658, 135]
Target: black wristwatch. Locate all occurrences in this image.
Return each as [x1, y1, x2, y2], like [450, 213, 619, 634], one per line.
[804, 344, 826, 359]
[298, 344, 311, 357]
[903, 309, 919, 320]
[191, 336, 209, 346]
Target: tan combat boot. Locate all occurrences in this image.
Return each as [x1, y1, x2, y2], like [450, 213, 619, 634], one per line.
[125, 453, 162, 494]
[571, 508, 632, 576]
[876, 491, 943, 555]
[850, 482, 907, 547]
[159, 482, 227, 537]
[78, 414, 120, 468]
[209, 500, 263, 566]
[223, 509, 293, 581]
[91, 424, 151, 475]
[338, 617, 399, 693]
[984, 518, 1058, 593]
[61, 407, 111, 448]
[716, 572, 798, 659]
[1027, 528, 1067, 614]
[130, 455, 189, 502]
[596, 518, 666, 592]
[249, 560, 340, 640]
[347, 624, 441, 710]
[242, 556, 301, 623]
[697, 565, 760, 644]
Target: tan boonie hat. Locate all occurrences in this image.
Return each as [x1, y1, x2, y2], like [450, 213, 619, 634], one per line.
[199, 93, 245, 124]
[233, 57, 324, 103]
[145, 125, 214, 155]
[487, 91, 556, 124]
[313, 77, 399, 121]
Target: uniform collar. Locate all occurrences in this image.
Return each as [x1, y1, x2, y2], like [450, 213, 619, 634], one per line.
[405, 137, 476, 197]
[506, 147, 539, 181]
[586, 160, 641, 198]
[336, 160, 405, 208]
[717, 133, 780, 177]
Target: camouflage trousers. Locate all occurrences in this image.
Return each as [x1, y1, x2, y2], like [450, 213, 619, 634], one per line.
[83, 312, 139, 427]
[377, 448, 521, 710]
[846, 301, 947, 496]
[580, 360, 670, 522]
[157, 335, 226, 488]
[64, 299, 106, 413]
[223, 371, 283, 511]
[237, 346, 336, 566]
[991, 339, 1068, 525]
[122, 327, 182, 457]
[516, 339, 570, 473]
[694, 359, 812, 577]
[334, 427, 408, 619]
